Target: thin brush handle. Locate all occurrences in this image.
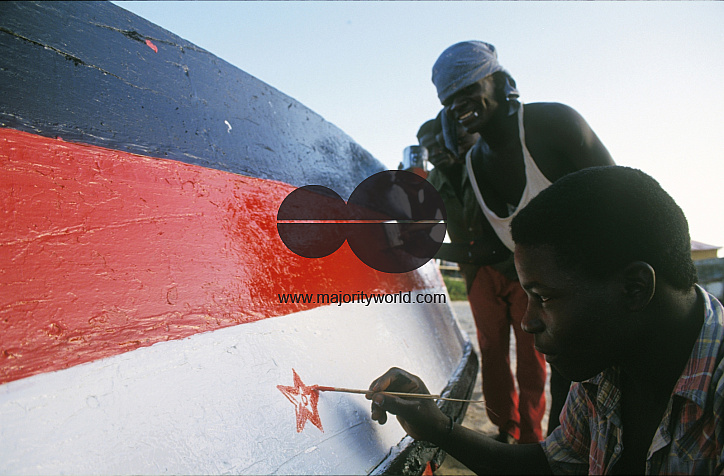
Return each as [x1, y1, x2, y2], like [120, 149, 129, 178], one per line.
[314, 386, 485, 404]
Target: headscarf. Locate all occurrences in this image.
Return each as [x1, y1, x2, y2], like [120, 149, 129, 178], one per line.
[432, 41, 520, 152]
[431, 41, 519, 109]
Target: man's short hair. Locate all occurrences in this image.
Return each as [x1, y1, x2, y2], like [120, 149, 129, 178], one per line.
[416, 118, 439, 144]
[511, 166, 697, 290]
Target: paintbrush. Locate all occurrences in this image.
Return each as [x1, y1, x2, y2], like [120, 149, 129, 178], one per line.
[313, 385, 485, 404]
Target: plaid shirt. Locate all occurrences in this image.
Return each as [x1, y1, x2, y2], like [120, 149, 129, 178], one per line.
[541, 286, 724, 474]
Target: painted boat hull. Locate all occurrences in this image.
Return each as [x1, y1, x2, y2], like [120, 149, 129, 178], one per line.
[0, 2, 477, 474]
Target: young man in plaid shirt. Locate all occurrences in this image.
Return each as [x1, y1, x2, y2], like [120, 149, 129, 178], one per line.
[368, 166, 724, 474]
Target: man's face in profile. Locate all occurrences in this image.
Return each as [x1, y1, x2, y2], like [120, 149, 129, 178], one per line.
[419, 132, 456, 169]
[515, 243, 629, 382]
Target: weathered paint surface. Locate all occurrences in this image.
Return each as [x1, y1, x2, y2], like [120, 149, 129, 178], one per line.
[0, 2, 478, 474]
[0, 129, 436, 385]
[0, 292, 465, 475]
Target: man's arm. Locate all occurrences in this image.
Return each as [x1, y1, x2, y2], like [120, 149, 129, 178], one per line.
[440, 424, 551, 475]
[367, 368, 552, 475]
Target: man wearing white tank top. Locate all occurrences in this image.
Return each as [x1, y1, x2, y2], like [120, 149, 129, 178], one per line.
[432, 41, 614, 444]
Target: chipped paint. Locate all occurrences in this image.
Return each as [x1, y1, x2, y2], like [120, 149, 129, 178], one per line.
[145, 39, 158, 53]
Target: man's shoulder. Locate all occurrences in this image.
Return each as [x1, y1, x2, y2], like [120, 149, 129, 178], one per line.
[524, 101, 574, 112]
[523, 102, 586, 127]
[707, 293, 724, 391]
[688, 290, 724, 427]
[426, 168, 445, 186]
[522, 102, 604, 164]
[426, 168, 455, 194]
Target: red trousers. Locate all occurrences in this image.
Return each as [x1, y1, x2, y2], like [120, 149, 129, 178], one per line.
[468, 265, 546, 443]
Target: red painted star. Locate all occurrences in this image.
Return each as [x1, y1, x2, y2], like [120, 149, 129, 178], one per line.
[277, 369, 324, 433]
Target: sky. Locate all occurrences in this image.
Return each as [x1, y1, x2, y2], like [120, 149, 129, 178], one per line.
[114, 1, 724, 251]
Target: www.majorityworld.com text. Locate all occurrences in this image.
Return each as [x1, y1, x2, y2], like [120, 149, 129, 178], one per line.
[277, 291, 447, 306]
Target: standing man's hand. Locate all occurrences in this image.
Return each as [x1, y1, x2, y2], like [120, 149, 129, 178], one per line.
[367, 368, 451, 444]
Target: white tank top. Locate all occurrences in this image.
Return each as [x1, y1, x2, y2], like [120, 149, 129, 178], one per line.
[466, 104, 553, 251]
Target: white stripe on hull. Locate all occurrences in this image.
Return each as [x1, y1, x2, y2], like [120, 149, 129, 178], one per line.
[1, 286, 467, 475]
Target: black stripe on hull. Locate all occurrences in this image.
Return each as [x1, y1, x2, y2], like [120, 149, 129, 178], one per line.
[0, 1, 384, 198]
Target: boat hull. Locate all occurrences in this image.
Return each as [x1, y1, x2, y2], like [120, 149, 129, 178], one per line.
[0, 2, 477, 474]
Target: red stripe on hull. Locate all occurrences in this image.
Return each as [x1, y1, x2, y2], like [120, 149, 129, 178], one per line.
[0, 129, 437, 384]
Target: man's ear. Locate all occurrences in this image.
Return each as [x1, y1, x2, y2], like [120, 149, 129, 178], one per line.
[622, 261, 655, 312]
